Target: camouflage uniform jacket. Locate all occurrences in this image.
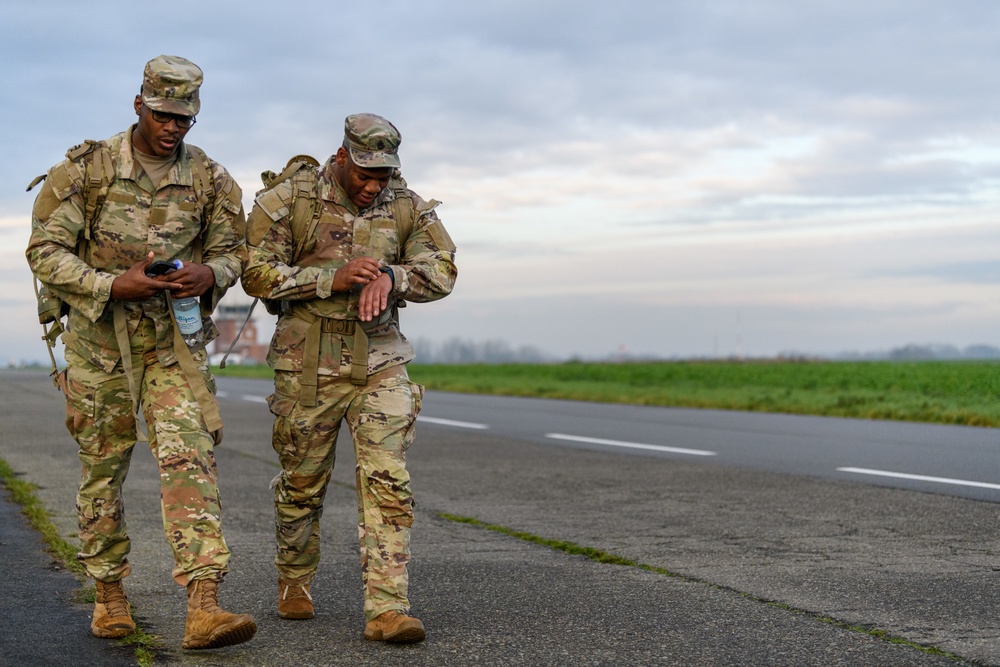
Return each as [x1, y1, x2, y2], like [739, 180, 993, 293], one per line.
[25, 127, 247, 373]
[241, 156, 457, 375]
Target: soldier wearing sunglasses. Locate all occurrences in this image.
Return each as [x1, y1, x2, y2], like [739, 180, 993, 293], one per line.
[26, 55, 255, 651]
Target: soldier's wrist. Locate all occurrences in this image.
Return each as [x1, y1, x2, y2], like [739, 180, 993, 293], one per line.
[379, 266, 394, 289]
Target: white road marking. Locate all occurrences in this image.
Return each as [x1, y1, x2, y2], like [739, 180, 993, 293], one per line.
[417, 416, 490, 430]
[837, 467, 1000, 491]
[546, 433, 716, 457]
[222, 393, 487, 427]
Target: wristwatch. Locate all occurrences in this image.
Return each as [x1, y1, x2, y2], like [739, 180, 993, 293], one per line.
[378, 266, 394, 288]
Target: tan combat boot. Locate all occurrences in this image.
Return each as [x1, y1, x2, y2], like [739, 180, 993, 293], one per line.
[91, 579, 136, 638]
[364, 610, 426, 643]
[278, 577, 314, 619]
[182, 578, 257, 650]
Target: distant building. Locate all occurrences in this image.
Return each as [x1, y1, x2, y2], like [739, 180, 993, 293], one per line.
[211, 302, 269, 365]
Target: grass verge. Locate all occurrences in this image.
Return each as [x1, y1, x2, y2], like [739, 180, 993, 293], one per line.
[0, 458, 82, 574]
[438, 512, 965, 663]
[0, 457, 162, 666]
[215, 359, 1000, 428]
[409, 360, 1000, 427]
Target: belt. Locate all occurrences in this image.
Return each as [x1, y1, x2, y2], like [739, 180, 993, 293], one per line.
[288, 304, 369, 407]
[321, 318, 356, 334]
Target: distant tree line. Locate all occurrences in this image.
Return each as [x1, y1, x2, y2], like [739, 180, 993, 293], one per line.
[879, 343, 999, 360]
[411, 337, 557, 364]
[12, 340, 999, 370]
[412, 340, 1000, 364]
[826, 343, 1000, 361]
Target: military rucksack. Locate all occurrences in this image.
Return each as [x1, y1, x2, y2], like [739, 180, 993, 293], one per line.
[254, 154, 417, 272]
[27, 139, 217, 380]
[219, 155, 419, 368]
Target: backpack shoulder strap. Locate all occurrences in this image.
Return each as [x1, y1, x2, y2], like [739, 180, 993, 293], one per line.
[184, 144, 218, 265]
[289, 164, 321, 263]
[71, 140, 115, 248]
[255, 154, 321, 262]
[389, 177, 415, 245]
[388, 174, 439, 247]
[222, 155, 320, 367]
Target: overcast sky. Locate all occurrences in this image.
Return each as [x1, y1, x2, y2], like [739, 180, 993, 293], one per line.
[3, 1, 1000, 364]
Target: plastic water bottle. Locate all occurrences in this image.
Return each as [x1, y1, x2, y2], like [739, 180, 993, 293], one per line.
[172, 296, 203, 347]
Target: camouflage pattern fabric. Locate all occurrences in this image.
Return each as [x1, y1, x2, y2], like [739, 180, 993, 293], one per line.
[242, 152, 456, 619]
[241, 155, 457, 376]
[141, 55, 202, 116]
[344, 113, 401, 169]
[26, 128, 246, 373]
[26, 128, 245, 584]
[65, 320, 230, 585]
[268, 364, 422, 621]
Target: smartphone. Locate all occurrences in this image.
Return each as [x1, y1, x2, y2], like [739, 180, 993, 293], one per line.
[145, 259, 181, 277]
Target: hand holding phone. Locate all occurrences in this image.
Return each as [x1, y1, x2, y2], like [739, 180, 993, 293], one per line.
[145, 259, 182, 277]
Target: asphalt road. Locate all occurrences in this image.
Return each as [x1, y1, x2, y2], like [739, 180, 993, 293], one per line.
[413, 390, 1000, 503]
[219, 376, 1000, 502]
[2, 369, 999, 666]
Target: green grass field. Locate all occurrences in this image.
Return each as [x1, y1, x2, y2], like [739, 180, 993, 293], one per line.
[215, 359, 1000, 428]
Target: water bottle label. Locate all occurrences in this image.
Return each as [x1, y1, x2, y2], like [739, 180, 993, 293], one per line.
[173, 299, 202, 335]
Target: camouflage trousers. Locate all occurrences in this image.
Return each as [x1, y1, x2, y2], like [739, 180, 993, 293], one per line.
[267, 363, 423, 621]
[63, 321, 230, 586]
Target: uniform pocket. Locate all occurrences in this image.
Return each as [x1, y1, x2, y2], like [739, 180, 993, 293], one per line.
[408, 381, 424, 416]
[267, 371, 298, 417]
[64, 366, 96, 439]
[267, 389, 297, 418]
[268, 316, 310, 372]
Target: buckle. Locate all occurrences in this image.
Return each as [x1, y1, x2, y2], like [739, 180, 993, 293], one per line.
[321, 318, 355, 334]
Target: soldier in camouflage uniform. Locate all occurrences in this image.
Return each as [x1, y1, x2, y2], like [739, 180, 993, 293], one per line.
[241, 113, 457, 643]
[25, 55, 256, 650]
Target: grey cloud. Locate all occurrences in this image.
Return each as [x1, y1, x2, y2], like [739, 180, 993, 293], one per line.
[6, 1, 1000, 196]
[875, 261, 1000, 285]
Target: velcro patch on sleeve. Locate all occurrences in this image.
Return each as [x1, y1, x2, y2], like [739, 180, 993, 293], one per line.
[32, 181, 64, 221]
[247, 205, 276, 246]
[256, 188, 291, 221]
[220, 192, 242, 215]
[46, 162, 79, 201]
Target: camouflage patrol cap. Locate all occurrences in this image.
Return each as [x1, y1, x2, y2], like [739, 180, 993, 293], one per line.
[141, 55, 203, 116]
[344, 113, 401, 169]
